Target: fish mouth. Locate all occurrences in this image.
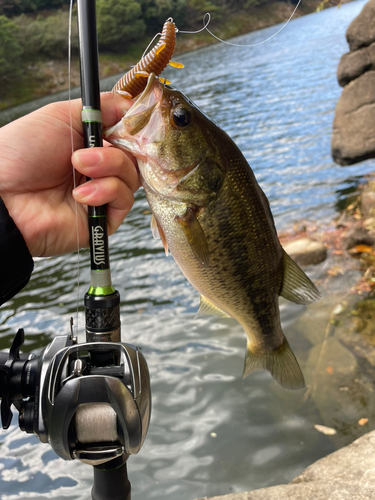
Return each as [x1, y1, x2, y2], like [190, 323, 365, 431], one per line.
[140, 72, 160, 100]
[124, 73, 160, 133]
[113, 74, 164, 137]
[104, 73, 165, 150]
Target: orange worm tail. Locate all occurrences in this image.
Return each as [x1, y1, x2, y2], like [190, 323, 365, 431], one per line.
[112, 19, 177, 98]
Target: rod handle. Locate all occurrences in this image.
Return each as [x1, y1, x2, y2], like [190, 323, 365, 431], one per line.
[92, 455, 131, 500]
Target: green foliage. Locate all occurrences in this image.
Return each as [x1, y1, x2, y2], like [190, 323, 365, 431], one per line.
[13, 10, 78, 60]
[96, 0, 146, 51]
[0, 0, 294, 96]
[186, 0, 220, 10]
[183, 0, 228, 27]
[0, 0, 68, 16]
[0, 15, 23, 82]
[140, 0, 186, 33]
[244, 0, 264, 8]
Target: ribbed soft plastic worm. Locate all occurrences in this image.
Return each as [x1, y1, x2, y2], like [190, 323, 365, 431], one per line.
[112, 18, 177, 98]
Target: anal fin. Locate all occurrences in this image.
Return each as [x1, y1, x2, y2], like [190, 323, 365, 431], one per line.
[195, 295, 231, 319]
[243, 336, 305, 390]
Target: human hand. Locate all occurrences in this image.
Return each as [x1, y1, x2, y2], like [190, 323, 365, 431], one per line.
[0, 93, 139, 257]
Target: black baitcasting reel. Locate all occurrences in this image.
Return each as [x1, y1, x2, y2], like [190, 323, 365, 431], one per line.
[0, 324, 151, 500]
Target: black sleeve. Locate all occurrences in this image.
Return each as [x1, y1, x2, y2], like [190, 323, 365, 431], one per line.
[0, 197, 34, 306]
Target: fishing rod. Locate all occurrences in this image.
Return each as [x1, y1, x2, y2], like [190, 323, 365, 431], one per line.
[77, 0, 138, 497]
[77, 0, 120, 338]
[0, 2, 151, 499]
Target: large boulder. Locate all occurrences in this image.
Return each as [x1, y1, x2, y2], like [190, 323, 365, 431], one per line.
[346, 0, 375, 51]
[331, 0, 375, 165]
[282, 237, 327, 265]
[198, 431, 375, 500]
[337, 42, 375, 87]
[331, 71, 375, 165]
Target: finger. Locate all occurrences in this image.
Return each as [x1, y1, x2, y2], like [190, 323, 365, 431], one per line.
[72, 176, 134, 220]
[100, 92, 135, 128]
[106, 204, 132, 236]
[67, 91, 134, 129]
[73, 176, 134, 235]
[72, 146, 141, 193]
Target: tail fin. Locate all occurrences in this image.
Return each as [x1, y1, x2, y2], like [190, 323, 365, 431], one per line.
[243, 336, 305, 390]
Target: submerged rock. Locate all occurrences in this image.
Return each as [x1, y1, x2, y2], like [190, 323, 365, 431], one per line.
[304, 337, 362, 437]
[282, 237, 327, 266]
[360, 190, 375, 218]
[342, 224, 375, 249]
[198, 431, 375, 500]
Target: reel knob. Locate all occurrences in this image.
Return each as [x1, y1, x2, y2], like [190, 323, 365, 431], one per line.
[0, 328, 25, 429]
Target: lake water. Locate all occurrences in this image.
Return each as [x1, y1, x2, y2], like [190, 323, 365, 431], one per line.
[1, 1, 375, 499]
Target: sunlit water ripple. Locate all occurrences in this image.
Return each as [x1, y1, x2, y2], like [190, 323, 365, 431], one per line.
[1, 1, 375, 499]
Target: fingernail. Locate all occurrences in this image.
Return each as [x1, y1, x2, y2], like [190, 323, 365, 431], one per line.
[73, 183, 96, 199]
[75, 150, 102, 167]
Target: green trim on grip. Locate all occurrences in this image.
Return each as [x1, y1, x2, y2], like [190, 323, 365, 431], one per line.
[88, 285, 116, 296]
[89, 269, 114, 296]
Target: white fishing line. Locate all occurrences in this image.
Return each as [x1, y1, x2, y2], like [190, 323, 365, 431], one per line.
[75, 404, 118, 443]
[178, 1, 303, 47]
[68, 0, 81, 338]
[142, 31, 162, 58]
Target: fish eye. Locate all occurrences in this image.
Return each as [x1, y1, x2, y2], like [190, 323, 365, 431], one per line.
[171, 105, 192, 128]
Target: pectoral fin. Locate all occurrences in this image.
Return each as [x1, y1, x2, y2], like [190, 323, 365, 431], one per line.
[151, 214, 159, 239]
[176, 208, 210, 267]
[151, 214, 168, 256]
[280, 249, 320, 304]
[243, 336, 305, 390]
[195, 295, 231, 319]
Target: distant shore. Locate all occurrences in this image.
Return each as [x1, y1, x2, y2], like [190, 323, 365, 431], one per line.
[1, 0, 342, 110]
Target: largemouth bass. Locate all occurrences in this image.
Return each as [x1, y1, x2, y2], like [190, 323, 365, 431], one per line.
[105, 74, 320, 390]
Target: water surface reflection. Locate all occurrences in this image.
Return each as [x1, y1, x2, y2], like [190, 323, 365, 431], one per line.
[1, 2, 375, 499]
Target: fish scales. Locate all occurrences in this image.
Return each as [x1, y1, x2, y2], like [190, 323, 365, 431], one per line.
[104, 74, 320, 390]
[146, 126, 284, 348]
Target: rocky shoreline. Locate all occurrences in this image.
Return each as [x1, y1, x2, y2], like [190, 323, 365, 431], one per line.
[194, 176, 375, 500]
[197, 430, 375, 500]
